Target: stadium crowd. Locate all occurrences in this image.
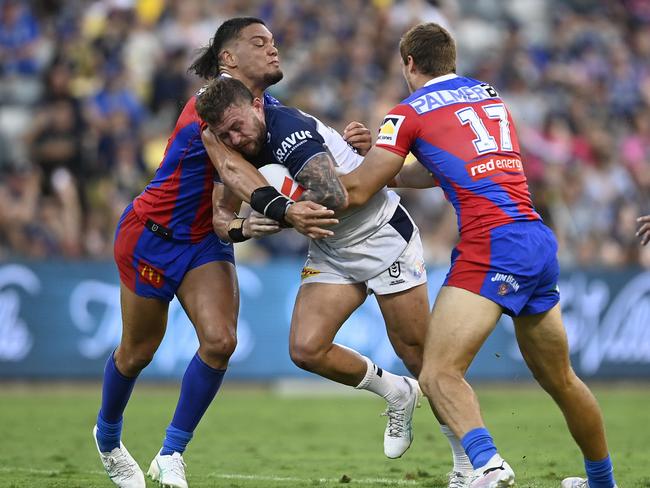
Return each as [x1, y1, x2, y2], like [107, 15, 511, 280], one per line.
[0, 0, 648, 267]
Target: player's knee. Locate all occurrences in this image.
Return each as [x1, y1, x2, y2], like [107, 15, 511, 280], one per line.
[289, 340, 325, 372]
[116, 345, 157, 376]
[533, 365, 576, 396]
[394, 345, 423, 377]
[418, 365, 459, 398]
[200, 329, 237, 363]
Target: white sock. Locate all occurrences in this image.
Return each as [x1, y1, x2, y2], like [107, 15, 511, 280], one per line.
[440, 424, 473, 474]
[355, 356, 409, 406]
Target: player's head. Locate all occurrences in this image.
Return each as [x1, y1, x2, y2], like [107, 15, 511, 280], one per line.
[196, 77, 267, 157]
[189, 17, 283, 89]
[399, 23, 456, 92]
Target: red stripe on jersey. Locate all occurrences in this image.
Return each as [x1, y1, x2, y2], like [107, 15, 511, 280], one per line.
[190, 163, 216, 242]
[488, 172, 540, 221]
[114, 208, 145, 292]
[133, 159, 185, 228]
[448, 179, 515, 236]
[162, 97, 201, 161]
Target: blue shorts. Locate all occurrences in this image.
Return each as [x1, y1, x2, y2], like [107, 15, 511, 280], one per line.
[444, 221, 560, 317]
[114, 204, 235, 301]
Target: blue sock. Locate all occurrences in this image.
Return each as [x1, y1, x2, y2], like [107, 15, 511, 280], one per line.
[461, 427, 499, 469]
[161, 425, 194, 456]
[160, 353, 226, 455]
[95, 352, 137, 452]
[585, 455, 615, 488]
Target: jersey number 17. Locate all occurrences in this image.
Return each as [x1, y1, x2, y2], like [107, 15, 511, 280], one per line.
[455, 103, 513, 155]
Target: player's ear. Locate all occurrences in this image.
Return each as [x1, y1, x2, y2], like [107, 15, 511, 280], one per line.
[406, 55, 417, 74]
[221, 49, 237, 69]
[252, 97, 264, 113]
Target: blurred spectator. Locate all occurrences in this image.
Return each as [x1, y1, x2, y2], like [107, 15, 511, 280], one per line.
[0, 0, 647, 268]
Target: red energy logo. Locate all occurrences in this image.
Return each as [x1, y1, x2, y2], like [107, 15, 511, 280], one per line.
[466, 156, 523, 180]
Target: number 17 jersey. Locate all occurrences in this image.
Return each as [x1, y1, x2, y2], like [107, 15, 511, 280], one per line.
[376, 73, 540, 237]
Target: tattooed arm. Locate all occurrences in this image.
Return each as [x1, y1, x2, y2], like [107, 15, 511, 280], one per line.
[294, 152, 348, 210]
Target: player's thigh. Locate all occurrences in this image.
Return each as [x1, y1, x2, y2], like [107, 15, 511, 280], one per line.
[119, 282, 169, 347]
[375, 283, 429, 348]
[290, 282, 367, 350]
[424, 286, 503, 373]
[512, 303, 572, 382]
[176, 260, 239, 345]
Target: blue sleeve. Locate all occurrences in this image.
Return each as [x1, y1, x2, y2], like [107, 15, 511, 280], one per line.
[268, 108, 326, 177]
[263, 92, 282, 106]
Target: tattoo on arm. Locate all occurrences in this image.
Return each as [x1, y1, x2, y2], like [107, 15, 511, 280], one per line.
[295, 152, 347, 209]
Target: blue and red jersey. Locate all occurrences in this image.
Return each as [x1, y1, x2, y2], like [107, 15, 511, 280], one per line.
[376, 74, 540, 237]
[132, 91, 281, 243]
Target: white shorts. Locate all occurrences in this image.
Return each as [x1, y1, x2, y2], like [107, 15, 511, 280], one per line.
[300, 225, 427, 296]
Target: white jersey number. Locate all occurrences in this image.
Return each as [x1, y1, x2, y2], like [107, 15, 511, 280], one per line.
[455, 103, 512, 155]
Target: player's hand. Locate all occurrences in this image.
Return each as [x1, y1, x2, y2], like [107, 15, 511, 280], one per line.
[244, 211, 281, 238]
[343, 121, 372, 156]
[637, 214, 650, 246]
[286, 201, 338, 239]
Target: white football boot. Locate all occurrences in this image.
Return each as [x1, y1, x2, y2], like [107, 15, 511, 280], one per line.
[382, 376, 421, 458]
[469, 454, 515, 488]
[92, 425, 145, 488]
[147, 450, 189, 488]
[447, 470, 472, 488]
[561, 477, 618, 488]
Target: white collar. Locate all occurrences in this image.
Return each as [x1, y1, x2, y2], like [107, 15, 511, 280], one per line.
[423, 73, 458, 87]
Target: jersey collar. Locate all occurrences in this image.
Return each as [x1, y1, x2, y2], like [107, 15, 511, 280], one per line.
[423, 73, 458, 87]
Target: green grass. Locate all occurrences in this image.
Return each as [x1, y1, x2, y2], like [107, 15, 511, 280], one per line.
[0, 383, 648, 487]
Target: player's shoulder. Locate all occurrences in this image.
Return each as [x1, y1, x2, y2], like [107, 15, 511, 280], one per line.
[169, 95, 203, 137]
[264, 105, 319, 134]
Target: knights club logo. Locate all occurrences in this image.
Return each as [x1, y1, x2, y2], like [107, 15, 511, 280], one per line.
[497, 283, 509, 296]
[137, 261, 165, 288]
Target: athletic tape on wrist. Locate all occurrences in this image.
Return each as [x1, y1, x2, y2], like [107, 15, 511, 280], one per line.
[227, 217, 249, 242]
[250, 186, 293, 225]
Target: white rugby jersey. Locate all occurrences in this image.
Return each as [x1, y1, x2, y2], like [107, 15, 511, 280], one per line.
[248, 105, 409, 276]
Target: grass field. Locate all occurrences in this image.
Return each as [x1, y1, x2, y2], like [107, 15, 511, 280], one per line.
[1, 383, 648, 488]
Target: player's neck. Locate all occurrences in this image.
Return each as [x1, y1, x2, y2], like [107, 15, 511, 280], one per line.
[219, 69, 266, 99]
[410, 71, 455, 92]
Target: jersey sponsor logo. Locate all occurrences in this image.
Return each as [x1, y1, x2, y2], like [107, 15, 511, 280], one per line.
[300, 266, 321, 280]
[409, 83, 499, 114]
[275, 130, 313, 162]
[137, 261, 165, 288]
[377, 115, 405, 146]
[491, 273, 520, 293]
[466, 156, 523, 180]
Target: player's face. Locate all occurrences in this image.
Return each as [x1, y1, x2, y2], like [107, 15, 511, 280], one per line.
[212, 99, 266, 157]
[232, 24, 283, 88]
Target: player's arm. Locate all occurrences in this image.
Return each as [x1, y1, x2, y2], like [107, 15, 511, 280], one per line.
[212, 183, 281, 242]
[340, 146, 406, 207]
[637, 214, 650, 246]
[294, 152, 348, 209]
[203, 128, 268, 202]
[342, 105, 419, 206]
[390, 159, 438, 189]
[202, 128, 338, 239]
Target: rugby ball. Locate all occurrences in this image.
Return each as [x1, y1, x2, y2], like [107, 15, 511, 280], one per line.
[258, 164, 305, 202]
